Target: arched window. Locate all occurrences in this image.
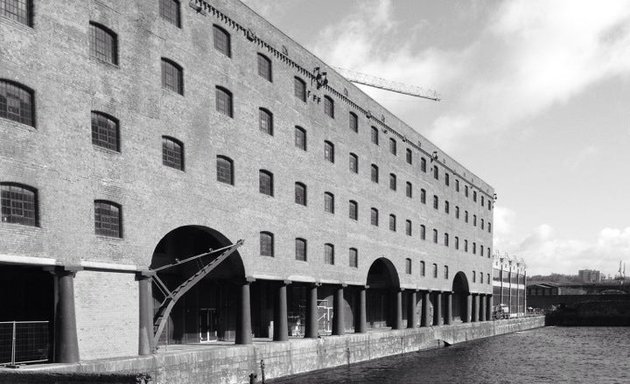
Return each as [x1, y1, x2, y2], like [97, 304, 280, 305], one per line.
[1, 183, 38, 226]
[215, 86, 233, 117]
[324, 141, 334, 163]
[480, 272, 484, 284]
[406, 182, 412, 198]
[370, 207, 379, 226]
[389, 173, 397, 191]
[488, 222, 492, 233]
[433, 195, 439, 209]
[406, 148, 412, 164]
[473, 271, 476, 283]
[216, 155, 234, 185]
[465, 185, 469, 197]
[455, 206, 460, 219]
[420, 157, 427, 172]
[445, 200, 450, 214]
[349, 248, 358, 268]
[445, 173, 450, 186]
[473, 242, 477, 254]
[294, 77, 306, 102]
[213, 24, 231, 57]
[89, 22, 118, 65]
[473, 190, 477, 202]
[464, 240, 469, 252]
[161, 58, 183, 94]
[324, 243, 334, 265]
[162, 136, 184, 170]
[420, 189, 426, 204]
[295, 238, 307, 261]
[371, 164, 379, 183]
[371, 126, 379, 145]
[295, 182, 307, 206]
[433, 228, 438, 243]
[324, 192, 334, 213]
[260, 231, 274, 257]
[465, 210, 469, 223]
[444, 233, 449, 247]
[94, 200, 122, 237]
[257, 53, 272, 82]
[295, 126, 307, 150]
[473, 215, 477, 226]
[433, 263, 438, 278]
[456, 179, 460, 192]
[455, 236, 459, 250]
[259, 108, 273, 135]
[324, 96, 334, 118]
[444, 266, 449, 279]
[349, 200, 358, 220]
[389, 138, 397, 155]
[259, 170, 273, 196]
[0, 80, 34, 126]
[405, 219, 412, 236]
[420, 261, 426, 276]
[1, 0, 32, 26]
[420, 225, 426, 240]
[433, 165, 439, 180]
[405, 258, 412, 274]
[481, 219, 485, 230]
[349, 153, 358, 173]
[487, 273, 491, 284]
[480, 245, 484, 257]
[91, 111, 119, 151]
[160, 0, 181, 27]
[389, 214, 396, 232]
[349, 112, 358, 133]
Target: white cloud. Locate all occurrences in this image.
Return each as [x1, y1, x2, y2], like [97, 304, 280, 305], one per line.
[563, 145, 600, 171]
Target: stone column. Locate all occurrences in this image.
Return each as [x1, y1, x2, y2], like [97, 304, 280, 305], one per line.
[305, 283, 319, 338]
[137, 271, 154, 355]
[332, 285, 345, 335]
[480, 295, 487, 322]
[487, 295, 494, 320]
[236, 279, 253, 345]
[356, 286, 367, 333]
[273, 281, 289, 341]
[472, 293, 479, 322]
[433, 291, 442, 326]
[445, 292, 453, 325]
[54, 266, 81, 363]
[393, 289, 403, 330]
[421, 291, 431, 327]
[407, 290, 417, 329]
[464, 293, 472, 323]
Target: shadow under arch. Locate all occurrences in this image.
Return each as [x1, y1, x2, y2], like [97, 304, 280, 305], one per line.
[366, 257, 401, 328]
[151, 225, 245, 345]
[452, 271, 470, 322]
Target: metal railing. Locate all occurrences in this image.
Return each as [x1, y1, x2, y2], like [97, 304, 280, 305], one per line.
[0, 321, 50, 366]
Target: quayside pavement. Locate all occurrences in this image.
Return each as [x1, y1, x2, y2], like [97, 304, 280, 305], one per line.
[1, 316, 544, 384]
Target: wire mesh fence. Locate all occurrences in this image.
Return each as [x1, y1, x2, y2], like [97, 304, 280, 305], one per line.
[0, 321, 50, 366]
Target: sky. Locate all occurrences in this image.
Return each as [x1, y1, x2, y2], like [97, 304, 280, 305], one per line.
[241, 0, 630, 277]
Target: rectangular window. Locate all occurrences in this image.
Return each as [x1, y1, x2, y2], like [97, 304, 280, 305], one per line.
[406, 182, 412, 198]
[257, 53, 272, 82]
[433, 263, 438, 278]
[295, 126, 307, 150]
[349, 112, 358, 133]
[259, 170, 273, 196]
[94, 200, 122, 237]
[260, 232, 274, 257]
[1, 184, 37, 226]
[371, 208, 378, 226]
[371, 164, 379, 183]
[295, 183, 307, 206]
[389, 138, 397, 155]
[405, 220, 412, 236]
[324, 141, 335, 163]
[444, 266, 449, 279]
[296, 238, 307, 261]
[406, 148, 412, 164]
[1, 0, 32, 26]
[421, 157, 427, 172]
[349, 153, 358, 173]
[162, 59, 183, 94]
[371, 126, 379, 145]
[389, 174, 397, 191]
[324, 96, 334, 118]
[389, 214, 396, 232]
[324, 244, 334, 265]
[420, 261, 425, 276]
[259, 108, 273, 135]
[349, 200, 358, 220]
[405, 258, 412, 274]
[421, 189, 426, 204]
[349, 248, 358, 268]
[324, 192, 334, 213]
[294, 77, 306, 102]
[159, 0, 181, 27]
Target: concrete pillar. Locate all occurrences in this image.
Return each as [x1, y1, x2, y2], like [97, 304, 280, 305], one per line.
[356, 286, 367, 333]
[54, 267, 81, 363]
[421, 291, 431, 327]
[487, 295, 494, 320]
[407, 290, 417, 328]
[464, 293, 472, 323]
[273, 281, 289, 341]
[445, 292, 453, 325]
[480, 294, 487, 322]
[137, 271, 154, 355]
[305, 284, 319, 338]
[433, 291, 442, 326]
[332, 285, 345, 335]
[393, 289, 403, 330]
[472, 293, 480, 322]
[236, 280, 253, 345]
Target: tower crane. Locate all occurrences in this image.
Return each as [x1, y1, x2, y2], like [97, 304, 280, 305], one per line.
[332, 67, 440, 101]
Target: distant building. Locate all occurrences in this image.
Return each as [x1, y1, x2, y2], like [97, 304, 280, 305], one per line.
[578, 269, 602, 283]
[492, 253, 527, 317]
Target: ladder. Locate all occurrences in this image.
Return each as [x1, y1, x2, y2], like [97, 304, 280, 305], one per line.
[151, 239, 244, 349]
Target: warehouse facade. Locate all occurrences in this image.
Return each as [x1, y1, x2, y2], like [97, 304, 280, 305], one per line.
[0, 0, 495, 364]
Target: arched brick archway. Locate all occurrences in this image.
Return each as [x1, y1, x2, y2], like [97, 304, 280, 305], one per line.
[452, 271, 470, 322]
[151, 225, 245, 345]
[366, 257, 401, 328]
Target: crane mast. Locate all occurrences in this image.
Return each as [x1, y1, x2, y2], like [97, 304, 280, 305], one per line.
[333, 67, 440, 101]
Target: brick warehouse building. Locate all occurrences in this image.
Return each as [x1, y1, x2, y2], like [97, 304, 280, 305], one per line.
[0, 0, 495, 364]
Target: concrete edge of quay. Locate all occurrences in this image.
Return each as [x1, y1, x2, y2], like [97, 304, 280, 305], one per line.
[0, 316, 545, 384]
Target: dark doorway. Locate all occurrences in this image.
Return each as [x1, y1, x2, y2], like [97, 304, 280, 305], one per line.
[366, 258, 400, 328]
[452, 272, 470, 322]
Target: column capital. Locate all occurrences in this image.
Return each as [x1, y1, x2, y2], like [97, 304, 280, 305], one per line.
[45, 265, 83, 276]
[136, 270, 155, 280]
[282, 280, 292, 285]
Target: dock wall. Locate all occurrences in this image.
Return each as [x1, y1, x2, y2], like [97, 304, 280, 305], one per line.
[1, 317, 544, 384]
